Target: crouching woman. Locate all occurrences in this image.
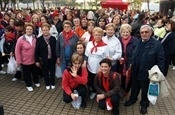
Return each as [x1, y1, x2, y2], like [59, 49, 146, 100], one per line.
[62, 53, 88, 108]
[94, 59, 122, 115]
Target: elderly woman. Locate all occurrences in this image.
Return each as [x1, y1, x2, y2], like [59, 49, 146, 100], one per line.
[56, 20, 79, 72]
[102, 23, 122, 72]
[118, 24, 138, 95]
[35, 23, 57, 90]
[81, 21, 95, 45]
[15, 23, 39, 92]
[94, 59, 122, 115]
[85, 27, 109, 99]
[62, 53, 88, 108]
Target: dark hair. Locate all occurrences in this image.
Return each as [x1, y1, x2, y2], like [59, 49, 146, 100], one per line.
[5, 26, 15, 32]
[14, 19, 25, 27]
[99, 59, 112, 67]
[138, 12, 145, 21]
[169, 20, 175, 31]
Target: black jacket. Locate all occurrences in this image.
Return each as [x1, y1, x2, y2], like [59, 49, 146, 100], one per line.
[35, 35, 57, 65]
[132, 37, 165, 80]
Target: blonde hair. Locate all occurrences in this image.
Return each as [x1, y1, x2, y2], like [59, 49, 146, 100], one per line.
[71, 53, 83, 64]
[120, 24, 132, 33]
[105, 23, 116, 30]
[93, 27, 104, 35]
[41, 23, 51, 29]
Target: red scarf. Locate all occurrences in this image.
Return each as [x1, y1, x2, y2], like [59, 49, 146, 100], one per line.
[89, 32, 94, 41]
[100, 72, 113, 110]
[91, 39, 107, 53]
[5, 33, 15, 42]
[121, 36, 131, 76]
[62, 30, 74, 46]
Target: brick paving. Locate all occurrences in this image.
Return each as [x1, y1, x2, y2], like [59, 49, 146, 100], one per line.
[0, 66, 175, 115]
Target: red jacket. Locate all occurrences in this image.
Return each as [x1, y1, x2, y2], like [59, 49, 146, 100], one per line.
[62, 67, 88, 95]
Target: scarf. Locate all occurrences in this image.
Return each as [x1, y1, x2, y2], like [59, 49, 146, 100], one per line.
[100, 72, 113, 110]
[5, 33, 15, 42]
[62, 30, 74, 46]
[90, 39, 107, 53]
[44, 35, 52, 59]
[89, 32, 94, 41]
[121, 36, 131, 76]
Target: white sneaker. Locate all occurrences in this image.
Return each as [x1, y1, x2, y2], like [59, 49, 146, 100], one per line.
[90, 93, 96, 99]
[11, 78, 18, 82]
[46, 86, 50, 90]
[0, 70, 6, 74]
[51, 85, 55, 89]
[26, 87, 33, 92]
[172, 66, 175, 70]
[1, 64, 4, 68]
[35, 83, 40, 87]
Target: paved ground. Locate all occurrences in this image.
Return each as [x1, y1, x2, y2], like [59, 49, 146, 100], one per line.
[0, 66, 175, 115]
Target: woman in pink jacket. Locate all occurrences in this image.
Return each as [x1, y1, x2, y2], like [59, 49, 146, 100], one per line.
[15, 23, 39, 92]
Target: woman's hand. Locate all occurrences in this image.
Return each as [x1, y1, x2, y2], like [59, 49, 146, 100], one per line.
[119, 57, 125, 64]
[71, 93, 78, 101]
[82, 61, 86, 68]
[96, 94, 105, 102]
[69, 66, 77, 77]
[35, 62, 40, 67]
[10, 52, 14, 56]
[56, 58, 61, 66]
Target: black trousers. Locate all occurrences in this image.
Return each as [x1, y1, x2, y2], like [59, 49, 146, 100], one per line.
[121, 75, 132, 93]
[87, 71, 96, 92]
[0, 103, 4, 115]
[164, 55, 171, 76]
[98, 94, 120, 115]
[42, 59, 55, 86]
[21, 64, 39, 87]
[63, 85, 87, 103]
[129, 78, 150, 108]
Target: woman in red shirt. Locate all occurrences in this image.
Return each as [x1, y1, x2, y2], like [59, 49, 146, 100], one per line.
[62, 53, 88, 108]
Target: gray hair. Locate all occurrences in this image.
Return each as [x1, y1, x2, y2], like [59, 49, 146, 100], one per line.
[140, 25, 153, 32]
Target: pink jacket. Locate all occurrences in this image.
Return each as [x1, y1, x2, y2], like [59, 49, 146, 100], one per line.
[15, 35, 36, 65]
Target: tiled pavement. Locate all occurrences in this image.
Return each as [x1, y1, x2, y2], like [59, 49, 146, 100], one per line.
[1, 67, 175, 115]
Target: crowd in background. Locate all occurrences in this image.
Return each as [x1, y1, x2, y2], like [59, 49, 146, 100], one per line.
[0, 6, 175, 115]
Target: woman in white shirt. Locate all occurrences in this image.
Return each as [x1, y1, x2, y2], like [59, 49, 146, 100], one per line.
[102, 23, 122, 72]
[85, 27, 109, 99]
[81, 21, 95, 45]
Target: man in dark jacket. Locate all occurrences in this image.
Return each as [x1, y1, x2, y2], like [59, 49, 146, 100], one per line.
[124, 25, 165, 114]
[131, 12, 145, 38]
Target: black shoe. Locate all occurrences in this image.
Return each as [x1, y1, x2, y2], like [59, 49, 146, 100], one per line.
[81, 101, 87, 108]
[140, 107, 147, 114]
[124, 100, 136, 106]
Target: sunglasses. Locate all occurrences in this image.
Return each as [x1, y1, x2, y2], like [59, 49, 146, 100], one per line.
[140, 31, 149, 34]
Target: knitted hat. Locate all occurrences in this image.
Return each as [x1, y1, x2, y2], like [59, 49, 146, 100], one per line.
[52, 11, 59, 17]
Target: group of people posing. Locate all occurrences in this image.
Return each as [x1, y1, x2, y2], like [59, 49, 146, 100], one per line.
[0, 7, 175, 115]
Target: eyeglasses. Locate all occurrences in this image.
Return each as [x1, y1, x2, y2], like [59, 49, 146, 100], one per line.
[140, 31, 149, 34]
